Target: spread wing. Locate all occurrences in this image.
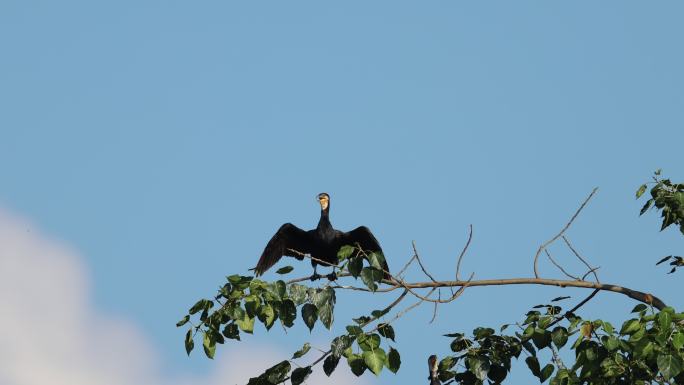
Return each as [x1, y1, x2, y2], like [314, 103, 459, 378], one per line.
[253, 223, 312, 276]
[341, 226, 390, 279]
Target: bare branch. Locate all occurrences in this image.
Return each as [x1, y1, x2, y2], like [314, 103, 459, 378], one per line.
[545, 249, 580, 280]
[413, 241, 438, 282]
[562, 236, 600, 283]
[430, 290, 440, 324]
[533, 187, 598, 278]
[396, 253, 417, 279]
[581, 267, 601, 281]
[370, 276, 665, 310]
[456, 224, 473, 281]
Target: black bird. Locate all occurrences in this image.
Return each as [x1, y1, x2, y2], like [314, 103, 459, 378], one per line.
[253, 193, 390, 279]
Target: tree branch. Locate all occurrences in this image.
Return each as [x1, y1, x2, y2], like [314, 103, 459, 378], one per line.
[534, 188, 598, 278]
[370, 277, 666, 309]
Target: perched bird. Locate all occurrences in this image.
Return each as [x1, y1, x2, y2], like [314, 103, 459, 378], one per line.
[253, 193, 390, 279]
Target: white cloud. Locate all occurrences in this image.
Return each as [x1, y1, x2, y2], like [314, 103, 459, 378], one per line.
[0, 208, 367, 385]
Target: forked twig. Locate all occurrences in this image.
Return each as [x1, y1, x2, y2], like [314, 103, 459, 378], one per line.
[533, 188, 598, 278]
[545, 249, 580, 280]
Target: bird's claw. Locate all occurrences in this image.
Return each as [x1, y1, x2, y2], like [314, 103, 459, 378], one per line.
[326, 272, 338, 281]
[310, 273, 323, 281]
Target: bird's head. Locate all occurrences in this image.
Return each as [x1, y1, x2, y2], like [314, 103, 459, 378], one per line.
[317, 193, 330, 211]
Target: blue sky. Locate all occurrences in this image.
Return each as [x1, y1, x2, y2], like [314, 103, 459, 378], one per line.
[1, 1, 683, 384]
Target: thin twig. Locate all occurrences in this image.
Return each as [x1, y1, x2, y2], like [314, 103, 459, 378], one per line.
[562, 236, 600, 283]
[545, 249, 580, 280]
[456, 224, 473, 281]
[533, 188, 598, 278]
[396, 253, 417, 278]
[413, 241, 438, 283]
[581, 267, 601, 281]
[430, 290, 441, 324]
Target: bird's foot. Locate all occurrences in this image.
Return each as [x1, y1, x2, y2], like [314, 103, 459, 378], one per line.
[326, 272, 338, 281]
[310, 273, 323, 281]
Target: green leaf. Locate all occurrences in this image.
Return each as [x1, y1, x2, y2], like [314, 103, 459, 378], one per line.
[658, 310, 672, 330]
[473, 327, 495, 339]
[620, 319, 641, 335]
[532, 328, 552, 349]
[488, 364, 508, 383]
[604, 336, 619, 351]
[540, 364, 554, 383]
[244, 295, 260, 318]
[331, 335, 352, 358]
[367, 252, 386, 271]
[451, 337, 472, 352]
[203, 332, 216, 359]
[636, 184, 647, 199]
[176, 315, 190, 327]
[311, 287, 336, 309]
[526, 356, 541, 377]
[603, 321, 615, 334]
[275, 265, 294, 274]
[363, 349, 386, 376]
[439, 357, 457, 371]
[672, 332, 684, 350]
[658, 354, 684, 379]
[378, 323, 396, 341]
[261, 360, 291, 384]
[222, 323, 240, 340]
[640, 199, 654, 215]
[360, 267, 383, 292]
[301, 304, 318, 331]
[349, 256, 363, 278]
[348, 354, 366, 376]
[522, 324, 534, 341]
[279, 299, 297, 328]
[291, 366, 312, 385]
[236, 313, 255, 334]
[551, 327, 568, 349]
[337, 245, 355, 261]
[275, 280, 287, 298]
[292, 343, 311, 359]
[257, 304, 276, 330]
[323, 355, 340, 376]
[189, 299, 209, 315]
[358, 333, 381, 351]
[346, 325, 363, 336]
[467, 356, 490, 381]
[288, 283, 308, 305]
[387, 347, 401, 373]
[185, 328, 194, 355]
[631, 304, 648, 313]
[318, 303, 334, 330]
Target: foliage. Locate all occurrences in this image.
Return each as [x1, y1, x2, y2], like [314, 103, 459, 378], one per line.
[434, 301, 684, 385]
[176, 246, 396, 383]
[636, 170, 684, 273]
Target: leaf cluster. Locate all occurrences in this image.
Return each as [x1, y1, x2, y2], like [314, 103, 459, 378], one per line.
[434, 301, 684, 385]
[637, 169, 684, 235]
[176, 274, 336, 360]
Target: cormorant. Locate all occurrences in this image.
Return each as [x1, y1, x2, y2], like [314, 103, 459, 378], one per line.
[253, 193, 390, 279]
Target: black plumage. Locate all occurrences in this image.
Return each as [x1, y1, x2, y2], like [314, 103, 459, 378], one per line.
[253, 193, 390, 279]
